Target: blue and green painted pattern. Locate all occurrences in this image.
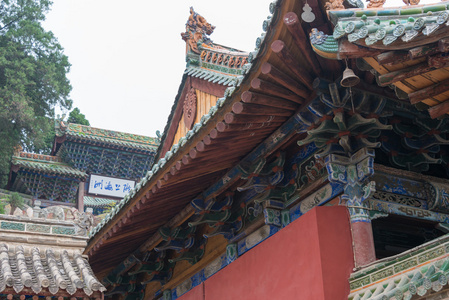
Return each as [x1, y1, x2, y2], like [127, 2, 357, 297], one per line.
[52, 226, 76, 235]
[0, 220, 79, 236]
[26, 224, 51, 234]
[1, 222, 25, 231]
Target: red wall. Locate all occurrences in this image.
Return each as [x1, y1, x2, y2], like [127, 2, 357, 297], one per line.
[178, 283, 204, 300]
[178, 206, 354, 300]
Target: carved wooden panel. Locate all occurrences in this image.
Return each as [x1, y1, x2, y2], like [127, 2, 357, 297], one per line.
[183, 88, 197, 130]
[172, 90, 218, 148]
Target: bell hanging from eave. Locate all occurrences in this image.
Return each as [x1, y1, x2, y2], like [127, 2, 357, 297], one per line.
[340, 66, 360, 87]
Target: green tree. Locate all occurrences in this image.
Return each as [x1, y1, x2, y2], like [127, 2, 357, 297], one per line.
[8, 192, 24, 214]
[68, 107, 90, 126]
[0, 195, 6, 214]
[0, 0, 72, 187]
[0, 202, 5, 215]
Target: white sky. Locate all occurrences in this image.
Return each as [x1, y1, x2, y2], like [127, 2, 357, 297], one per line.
[43, 0, 275, 137]
[43, 0, 437, 138]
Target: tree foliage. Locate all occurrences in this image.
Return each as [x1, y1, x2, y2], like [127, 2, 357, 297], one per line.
[0, 0, 72, 187]
[0, 202, 5, 215]
[68, 107, 90, 126]
[8, 192, 24, 214]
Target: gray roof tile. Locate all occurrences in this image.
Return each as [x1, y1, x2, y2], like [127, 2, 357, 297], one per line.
[0, 244, 105, 296]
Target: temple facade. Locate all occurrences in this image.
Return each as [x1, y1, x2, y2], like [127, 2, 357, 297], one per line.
[86, 2, 449, 300]
[8, 120, 159, 214]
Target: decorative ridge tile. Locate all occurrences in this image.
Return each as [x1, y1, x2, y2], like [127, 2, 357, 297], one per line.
[15, 152, 62, 162]
[185, 66, 241, 85]
[326, 2, 449, 48]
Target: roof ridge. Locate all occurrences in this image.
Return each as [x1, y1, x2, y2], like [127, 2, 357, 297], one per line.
[12, 154, 88, 178]
[13, 152, 62, 163]
[52, 122, 160, 153]
[67, 123, 152, 138]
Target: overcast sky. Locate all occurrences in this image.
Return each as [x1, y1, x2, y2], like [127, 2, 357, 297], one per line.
[43, 0, 275, 137]
[43, 0, 435, 138]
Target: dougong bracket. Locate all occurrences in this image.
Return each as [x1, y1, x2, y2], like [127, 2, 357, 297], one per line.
[325, 148, 376, 223]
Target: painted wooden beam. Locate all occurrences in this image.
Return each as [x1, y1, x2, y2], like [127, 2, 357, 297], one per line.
[409, 78, 449, 105]
[377, 61, 433, 86]
[409, 43, 439, 60]
[428, 99, 449, 119]
[376, 51, 409, 65]
[337, 40, 382, 59]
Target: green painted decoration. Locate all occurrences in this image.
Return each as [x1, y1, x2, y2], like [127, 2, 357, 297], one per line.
[52, 226, 75, 235]
[0, 222, 25, 231]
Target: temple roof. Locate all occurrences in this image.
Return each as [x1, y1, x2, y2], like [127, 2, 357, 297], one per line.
[155, 7, 250, 160]
[11, 152, 87, 179]
[55, 121, 159, 152]
[181, 7, 248, 84]
[310, 1, 449, 118]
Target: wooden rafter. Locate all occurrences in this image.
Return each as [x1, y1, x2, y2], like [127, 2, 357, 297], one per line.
[261, 62, 309, 99]
[409, 78, 449, 105]
[283, 12, 321, 77]
[271, 40, 314, 90]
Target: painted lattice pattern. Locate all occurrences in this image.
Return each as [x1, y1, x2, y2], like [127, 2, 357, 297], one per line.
[14, 172, 79, 203]
[59, 142, 153, 180]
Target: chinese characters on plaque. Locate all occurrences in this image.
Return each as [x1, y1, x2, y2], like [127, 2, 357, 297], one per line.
[88, 174, 135, 198]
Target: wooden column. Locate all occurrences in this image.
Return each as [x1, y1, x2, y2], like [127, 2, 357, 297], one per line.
[77, 181, 85, 212]
[351, 221, 376, 266]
